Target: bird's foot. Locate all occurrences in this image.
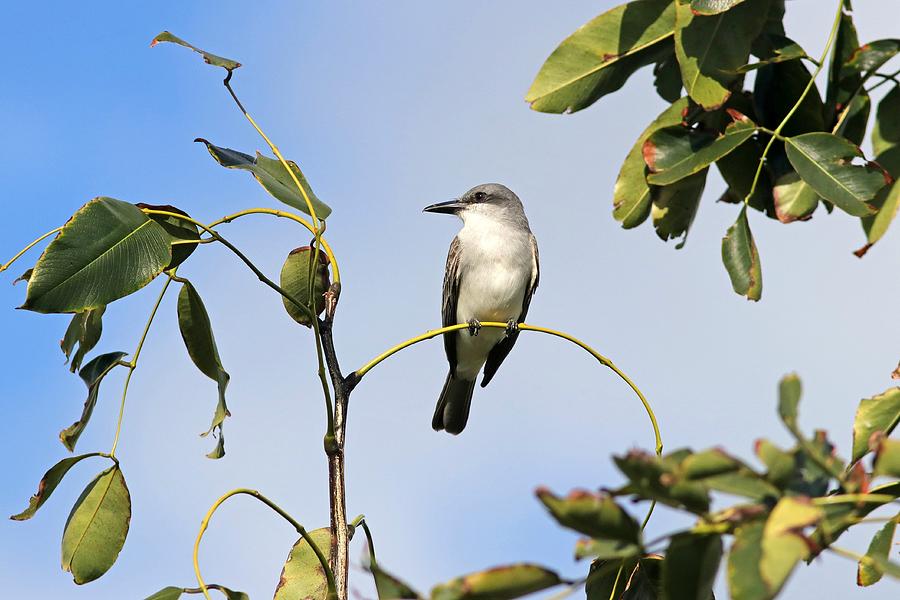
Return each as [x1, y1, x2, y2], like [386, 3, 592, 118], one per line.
[505, 319, 519, 336]
[467, 319, 482, 337]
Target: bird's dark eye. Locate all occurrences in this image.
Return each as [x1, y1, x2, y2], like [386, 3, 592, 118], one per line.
[474, 191, 486, 202]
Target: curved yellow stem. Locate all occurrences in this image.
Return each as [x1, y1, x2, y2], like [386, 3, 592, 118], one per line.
[0, 227, 63, 274]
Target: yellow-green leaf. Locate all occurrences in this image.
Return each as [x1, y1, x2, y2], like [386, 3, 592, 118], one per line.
[150, 31, 241, 71]
[431, 564, 562, 600]
[721, 208, 762, 301]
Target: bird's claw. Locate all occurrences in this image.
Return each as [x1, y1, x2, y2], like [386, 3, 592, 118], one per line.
[505, 319, 519, 336]
[467, 319, 482, 337]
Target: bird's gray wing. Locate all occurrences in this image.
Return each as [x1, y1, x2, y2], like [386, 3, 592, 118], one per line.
[481, 234, 539, 387]
[442, 236, 463, 373]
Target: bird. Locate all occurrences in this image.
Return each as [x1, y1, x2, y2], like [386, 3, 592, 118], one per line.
[423, 183, 539, 434]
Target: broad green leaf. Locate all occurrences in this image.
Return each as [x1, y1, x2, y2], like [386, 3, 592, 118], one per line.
[61, 306, 106, 373]
[280, 246, 331, 327]
[653, 54, 683, 103]
[614, 450, 710, 514]
[675, 0, 770, 109]
[851, 387, 900, 462]
[645, 111, 757, 185]
[526, 0, 676, 113]
[136, 204, 200, 270]
[810, 482, 900, 558]
[755, 439, 794, 489]
[716, 139, 774, 215]
[150, 31, 241, 71]
[614, 98, 690, 229]
[727, 521, 767, 600]
[196, 138, 331, 220]
[177, 281, 230, 458]
[754, 60, 825, 137]
[872, 86, 900, 157]
[834, 91, 871, 146]
[858, 517, 898, 586]
[60, 351, 127, 452]
[575, 538, 643, 561]
[845, 39, 900, 74]
[721, 208, 762, 301]
[23, 198, 171, 314]
[873, 436, 900, 478]
[773, 173, 818, 223]
[586, 556, 661, 600]
[760, 498, 823, 594]
[785, 133, 886, 216]
[652, 169, 708, 248]
[736, 34, 807, 73]
[825, 11, 862, 126]
[680, 449, 742, 480]
[777, 373, 801, 429]
[704, 472, 780, 501]
[144, 587, 184, 600]
[10, 453, 105, 520]
[662, 534, 719, 600]
[536, 488, 641, 543]
[691, 0, 746, 14]
[274, 528, 332, 600]
[430, 564, 562, 600]
[61, 465, 131, 584]
[368, 562, 422, 599]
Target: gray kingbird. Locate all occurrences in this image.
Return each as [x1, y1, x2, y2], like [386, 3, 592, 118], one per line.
[423, 183, 540, 434]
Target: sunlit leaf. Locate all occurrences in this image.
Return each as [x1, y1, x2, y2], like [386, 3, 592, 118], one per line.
[691, 0, 746, 14]
[274, 528, 332, 600]
[536, 488, 641, 543]
[60, 351, 127, 452]
[22, 198, 171, 314]
[61, 306, 106, 373]
[614, 450, 710, 514]
[575, 538, 643, 561]
[61, 465, 131, 584]
[727, 521, 766, 600]
[810, 482, 900, 558]
[367, 562, 422, 599]
[721, 208, 762, 301]
[10, 453, 105, 520]
[652, 169, 708, 248]
[858, 517, 898, 586]
[850, 387, 900, 462]
[195, 138, 331, 220]
[136, 204, 200, 270]
[873, 436, 900, 478]
[144, 587, 184, 600]
[150, 31, 241, 71]
[773, 173, 818, 224]
[662, 533, 719, 600]
[280, 246, 331, 327]
[431, 564, 563, 600]
[177, 281, 230, 458]
[760, 497, 823, 594]
[755, 439, 794, 489]
[845, 39, 900, 74]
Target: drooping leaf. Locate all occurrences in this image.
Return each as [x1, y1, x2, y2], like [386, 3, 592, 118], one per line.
[674, 0, 771, 110]
[177, 281, 230, 458]
[754, 60, 825, 137]
[61, 465, 131, 584]
[368, 562, 423, 600]
[721, 208, 762, 301]
[851, 387, 900, 462]
[195, 138, 331, 220]
[614, 98, 690, 229]
[430, 564, 563, 600]
[773, 173, 819, 223]
[727, 521, 767, 600]
[536, 488, 641, 543]
[614, 450, 710, 514]
[736, 34, 807, 73]
[60, 351, 127, 452]
[873, 436, 900, 478]
[661, 533, 720, 600]
[274, 528, 332, 600]
[144, 587, 184, 600]
[280, 247, 331, 327]
[651, 169, 708, 248]
[825, 10, 863, 126]
[759, 498, 823, 595]
[22, 198, 171, 314]
[857, 517, 898, 586]
[785, 133, 886, 216]
[61, 306, 106, 373]
[845, 39, 900, 74]
[150, 31, 241, 71]
[872, 86, 900, 157]
[653, 54, 683, 103]
[645, 111, 757, 185]
[857, 182, 900, 255]
[526, 0, 676, 113]
[136, 203, 200, 270]
[10, 453, 105, 520]
[716, 138, 774, 215]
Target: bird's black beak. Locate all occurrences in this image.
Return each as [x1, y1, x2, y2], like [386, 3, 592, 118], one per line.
[423, 200, 464, 215]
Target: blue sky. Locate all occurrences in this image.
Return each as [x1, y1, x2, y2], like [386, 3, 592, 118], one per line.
[1, 1, 898, 598]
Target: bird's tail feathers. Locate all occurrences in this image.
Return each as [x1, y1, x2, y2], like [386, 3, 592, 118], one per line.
[432, 372, 475, 435]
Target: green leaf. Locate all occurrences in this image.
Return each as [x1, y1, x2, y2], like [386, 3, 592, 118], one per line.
[825, 11, 862, 125]
[150, 31, 241, 71]
[835, 91, 871, 147]
[691, 0, 746, 14]
[61, 306, 106, 373]
[873, 436, 900, 478]
[858, 517, 898, 586]
[136, 204, 200, 270]
[280, 247, 331, 327]
[177, 281, 230, 458]
[736, 34, 807, 73]
[614, 98, 690, 229]
[662, 534, 720, 600]
[22, 198, 171, 314]
[721, 208, 762, 301]
[10, 453, 105, 520]
[653, 54, 683, 103]
[652, 169, 708, 248]
[754, 60, 825, 137]
[785, 133, 885, 216]
[680, 449, 742, 480]
[586, 556, 661, 600]
[845, 39, 900, 74]
[810, 482, 900, 558]
[195, 138, 331, 220]
[755, 439, 794, 489]
[575, 538, 644, 561]
[274, 528, 332, 600]
[873, 86, 900, 157]
[675, 0, 771, 110]
[645, 111, 757, 185]
[61, 464, 131, 584]
[525, 0, 676, 113]
[368, 562, 422, 599]
[536, 488, 641, 543]
[430, 564, 562, 600]
[716, 139, 774, 215]
[727, 521, 766, 600]
[60, 351, 127, 452]
[857, 182, 900, 256]
[760, 498, 823, 594]
[773, 173, 818, 224]
[851, 387, 900, 462]
[144, 587, 184, 600]
[614, 450, 710, 514]
[777, 373, 801, 429]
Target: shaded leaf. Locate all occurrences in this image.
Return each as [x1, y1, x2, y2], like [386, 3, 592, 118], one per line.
[575, 538, 643, 561]
[773, 173, 818, 224]
[144, 587, 184, 600]
[825, 10, 863, 126]
[754, 60, 825, 137]
[675, 0, 770, 110]
[23, 198, 171, 314]
[60, 351, 127, 452]
[526, 0, 676, 113]
[136, 203, 200, 270]
[662, 534, 720, 600]
[858, 516, 898, 586]
[651, 169, 708, 248]
[835, 91, 871, 146]
[274, 528, 332, 600]
[614, 450, 710, 514]
[13, 267, 33, 285]
[851, 387, 900, 462]
[177, 281, 230, 458]
[61, 465, 131, 584]
[61, 306, 106, 373]
[721, 208, 762, 301]
[653, 54, 682, 102]
[150, 31, 241, 71]
[368, 562, 422, 600]
[195, 138, 331, 220]
[536, 488, 641, 543]
[614, 98, 690, 229]
[681, 449, 742, 480]
[872, 86, 900, 157]
[716, 138, 774, 215]
[845, 39, 900, 74]
[736, 34, 807, 73]
[873, 436, 900, 478]
[10, 453, 105, 520]
[430, 564, 562, 600]
[755, 439, 794, 489]
[809, 482, 900, 558]
[587, 556, 662, 600]
[280, 246, 331, 327]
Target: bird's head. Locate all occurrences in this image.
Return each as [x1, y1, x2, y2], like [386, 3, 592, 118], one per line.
[423, 183, 526, 224]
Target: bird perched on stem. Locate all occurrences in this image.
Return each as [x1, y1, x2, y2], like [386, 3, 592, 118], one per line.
[423, 183, 539, 434]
